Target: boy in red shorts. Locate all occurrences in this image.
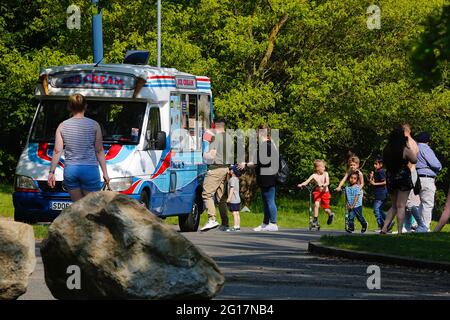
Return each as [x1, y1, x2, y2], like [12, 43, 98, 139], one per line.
[298, 160, 335, 228]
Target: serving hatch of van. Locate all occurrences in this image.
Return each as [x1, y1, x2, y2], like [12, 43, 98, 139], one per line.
[13, 59, 214, 232]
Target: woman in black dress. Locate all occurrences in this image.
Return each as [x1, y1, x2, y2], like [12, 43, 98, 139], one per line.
[381, 125, 418, 234]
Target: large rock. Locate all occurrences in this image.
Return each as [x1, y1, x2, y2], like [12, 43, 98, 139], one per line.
[40, 192, 225, 299]
[0, 220, 36, 300]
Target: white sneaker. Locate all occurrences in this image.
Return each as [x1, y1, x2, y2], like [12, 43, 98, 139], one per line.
[253, 223, 268, 231]
[265, 223, 279, 231]
[200, 219, 219, 232]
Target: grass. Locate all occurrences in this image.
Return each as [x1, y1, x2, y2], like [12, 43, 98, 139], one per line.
[0, 183, 14, 218]
[164, 190, 378, 230]
[166, 189, 449, 232]
[0, 183, 49, 238]
[320, 233, 450, 263]
[33, 224, 50, 239]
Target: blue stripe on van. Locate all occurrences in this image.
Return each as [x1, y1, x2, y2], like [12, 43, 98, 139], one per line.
[144, 84, 176, 88]
[147, 80, 176, 84]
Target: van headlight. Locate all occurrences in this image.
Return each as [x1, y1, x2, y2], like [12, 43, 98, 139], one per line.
[108, 177, 133, 192]
[15, 175, 38, 190]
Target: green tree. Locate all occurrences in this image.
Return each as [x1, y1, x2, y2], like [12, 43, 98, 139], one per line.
[0, 0, 448, 213]
[411, 5, 450, 89]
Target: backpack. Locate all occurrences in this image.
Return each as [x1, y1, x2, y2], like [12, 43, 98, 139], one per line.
[277, 155, 289, 185]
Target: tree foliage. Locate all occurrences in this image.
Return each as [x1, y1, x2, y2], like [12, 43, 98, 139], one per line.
[411, 4, 450, 89]
[0, 0, 448, 208]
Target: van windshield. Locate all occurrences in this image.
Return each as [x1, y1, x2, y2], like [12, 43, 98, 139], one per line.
[30, 100, 146, 144]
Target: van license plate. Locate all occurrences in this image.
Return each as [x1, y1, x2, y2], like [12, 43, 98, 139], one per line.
[50, 201, 72, 211]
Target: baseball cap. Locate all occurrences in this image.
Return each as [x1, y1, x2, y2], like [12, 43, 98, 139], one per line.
[230, 165, 242, 177]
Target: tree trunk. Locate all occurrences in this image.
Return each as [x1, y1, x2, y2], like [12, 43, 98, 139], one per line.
[239, 169, 258, 206]
[257, 13, 289, 76]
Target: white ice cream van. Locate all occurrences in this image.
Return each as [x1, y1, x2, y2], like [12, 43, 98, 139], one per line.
[13, 62, 213, 231]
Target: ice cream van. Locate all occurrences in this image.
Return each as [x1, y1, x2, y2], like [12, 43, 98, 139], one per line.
[13, 62, 213, 231]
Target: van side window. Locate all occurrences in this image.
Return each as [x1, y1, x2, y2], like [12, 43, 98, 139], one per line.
[145, 107, 161, 150]
[170, 94, 182, 150]
[198, 95, 211, 132]
[169, 93, 211, 151]
[188, 94, 199, 150]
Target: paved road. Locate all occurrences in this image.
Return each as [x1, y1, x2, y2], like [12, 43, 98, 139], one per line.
[20, 227, 450, 300]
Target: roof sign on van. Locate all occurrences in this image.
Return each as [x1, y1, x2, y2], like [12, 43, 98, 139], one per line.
[49, 72, 136, 90]
[175, 76, 196, 90]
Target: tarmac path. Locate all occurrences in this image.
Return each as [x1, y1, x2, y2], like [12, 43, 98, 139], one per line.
[20, 227, 450, 300]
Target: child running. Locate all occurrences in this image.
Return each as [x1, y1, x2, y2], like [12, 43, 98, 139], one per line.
[345, 172, 368, 233]
[226, 165, 242, 232]
[298, 160, 335, 228]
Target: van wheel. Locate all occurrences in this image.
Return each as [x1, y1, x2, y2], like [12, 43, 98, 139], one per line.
[139, 190, 150, 209]
[179, 198, 201, 232]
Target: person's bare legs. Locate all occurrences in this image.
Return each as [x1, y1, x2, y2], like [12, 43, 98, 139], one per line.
[382, 207, 396, 233]
[314, 201, 320, 218]
[395, 190, 410, 234]
[381, 192, 398, 233]
[434, 188, 450, 232]
[68, 189, 84, 201]
[232, 211, 240, 228]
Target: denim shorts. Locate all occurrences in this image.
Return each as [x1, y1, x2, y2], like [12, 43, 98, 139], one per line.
[228, 203, 240, 212]
[64, 164, 101, 192]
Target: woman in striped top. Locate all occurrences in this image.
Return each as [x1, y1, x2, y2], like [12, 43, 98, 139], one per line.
[47, 94, 110, 201]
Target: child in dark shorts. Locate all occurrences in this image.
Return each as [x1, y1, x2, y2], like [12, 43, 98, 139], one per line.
[226, 165, 242, 232]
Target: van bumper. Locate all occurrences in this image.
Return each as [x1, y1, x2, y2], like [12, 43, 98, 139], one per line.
[12, 191, 143, 222]
[12, 191, 71, 222]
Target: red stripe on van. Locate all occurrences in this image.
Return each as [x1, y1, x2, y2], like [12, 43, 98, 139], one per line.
[120, 180, 141, 195]
[38, 143, 64, 168]
[105, 145, 122, 160]
[151, 152, 173, 179]
[38, 143, 52, 162]
[147, 76, 175, 80]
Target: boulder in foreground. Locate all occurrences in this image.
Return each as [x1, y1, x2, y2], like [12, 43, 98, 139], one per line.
[0, 220, 36, 300]
[40, 191, 225, 299]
